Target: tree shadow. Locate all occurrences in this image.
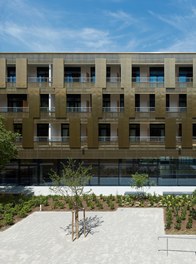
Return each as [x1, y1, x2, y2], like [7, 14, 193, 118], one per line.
[61, 214, 104, 238]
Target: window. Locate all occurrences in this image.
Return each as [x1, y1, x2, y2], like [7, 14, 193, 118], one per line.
[61, 124, 69, 142]
[7, 67, 16, 82]
[178, 67, 192, 82]
[149, 67, 164, 82]
[37, 124, 49, 141]
[99, 124, 110, 141]
[64, 67, 81, 82]
[67, 94, 81, 112]
[132, 67, 140, 82]
[103, 94, 110, 112]
[37, 67, 49, 82]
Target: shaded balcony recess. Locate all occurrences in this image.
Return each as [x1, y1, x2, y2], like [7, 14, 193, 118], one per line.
[166, 107, 187, 112]
[98, 136, 118, 142]
[135, 107, 155, 112]
[129, 136, 165, 143]
[66, 106, 92, 113]
[103, 107, 124, 113]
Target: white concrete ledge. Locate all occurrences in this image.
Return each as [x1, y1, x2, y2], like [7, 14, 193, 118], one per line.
[0, 186, 195, 196]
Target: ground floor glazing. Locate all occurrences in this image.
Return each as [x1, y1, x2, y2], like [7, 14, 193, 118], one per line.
[1, 157, 196, 186]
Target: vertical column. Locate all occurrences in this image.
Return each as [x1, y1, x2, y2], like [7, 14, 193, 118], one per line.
[164, 58, 176, 88]
[155, 88, 166, 118]
[49, 123, 52, 142]
[29, 88, 40, 118]
[0, 58, 6, 88]
[193, 58, 196, 88]
[165, 118, 176, 148]
[87, 117, 98, 148]
[95, 58, 106, 88]
[118, 116, 129, 148]
[69, 118, 81, 148]
[53, 58, 64, 88]
[22, 118, 34, 148]
[49, 64, 52, 87]
[182, 118, 192, 148]
[16, 58, 27, 88]
[121, 57, 135, 118]
[55, 89, 66, 118]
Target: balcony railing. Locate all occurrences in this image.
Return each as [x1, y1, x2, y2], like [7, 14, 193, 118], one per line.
[0, 107, 29, 113]
[176, 77, 193, 88]
[34, 136, 69, 142]
[28, 77, 52, 88]
[40, 107, 55, 113]
[106, 77, 121, 83]
[103, 107, 124, 113]
[132, 77, 164, 88]
[64, 76, 96, 83]
[166, 107, 186, 112]
[135, 107, 155, 112]
[66, 106, 92, 113]
[99, 136, 118, 142]
[129, 136, 165, 143]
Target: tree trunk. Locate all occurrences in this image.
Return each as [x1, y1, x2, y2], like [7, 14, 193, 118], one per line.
[75, 209, 79, 239]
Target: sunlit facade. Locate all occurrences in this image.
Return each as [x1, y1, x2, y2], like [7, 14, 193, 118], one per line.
[0, 52, 196, 186]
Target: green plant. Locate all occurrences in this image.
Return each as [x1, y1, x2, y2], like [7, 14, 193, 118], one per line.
[175, 222, 181, 230]
[186, 217, 193, 229]
[4, 213, 14, 225]
[131, 172, 149, 194]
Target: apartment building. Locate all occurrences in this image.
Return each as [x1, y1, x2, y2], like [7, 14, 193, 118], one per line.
[0, 52, 196, 186]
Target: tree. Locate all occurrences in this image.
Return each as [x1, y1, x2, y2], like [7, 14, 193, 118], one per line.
[50, 159, 92, 240]
[0, 117, 18, 169]
[131, 172, 149, 195]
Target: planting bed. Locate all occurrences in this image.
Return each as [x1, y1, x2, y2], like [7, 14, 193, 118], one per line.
[0, 192, 195, 234]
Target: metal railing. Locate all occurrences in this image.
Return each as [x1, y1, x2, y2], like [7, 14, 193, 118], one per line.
[34, 136, 69, 142]
[103, 107, 124, 113]
[129, 136, 165, 143]
[106, 77, 121, 83]
[6, 76, 16, 83]
[132, 77, 164, 88]
[40, 107, 55, 113]
[64, 76, 96, 83]
[66, 106, 92, 113]
[28, 77, 51, 83]
[98, 136, 118, 142]
[135, 107, 155, 112]
[166, 107, 187, 112]
[0, 107, 29, 113]
[158, 235, 196, 256]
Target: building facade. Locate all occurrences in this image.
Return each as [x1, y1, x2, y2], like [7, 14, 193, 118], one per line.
[0, 52, 196, 186]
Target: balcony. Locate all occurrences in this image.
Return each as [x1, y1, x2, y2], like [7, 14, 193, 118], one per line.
[66, 106, 92, 113]
[28, 77, 52, 89]
[99, 136, 118, 144]
[135, 107, 155, 112]
[40, 107, 55, 118]
[129, 136, 165, 144]
[103, 107, 124, 113]
[65, 77, 95, 90]
[0, 107, 29, 117]
[176, 77, 193, 88]
[106, 77, 121, 90]
[132, 77, 164, 90]
[34, 136, 70, 147]
[166, 107, 186, 113]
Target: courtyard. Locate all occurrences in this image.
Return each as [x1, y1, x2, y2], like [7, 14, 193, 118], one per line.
[0, 208, 195, 264]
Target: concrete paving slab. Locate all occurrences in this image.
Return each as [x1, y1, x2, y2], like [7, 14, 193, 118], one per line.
[0, 209, 195, 264]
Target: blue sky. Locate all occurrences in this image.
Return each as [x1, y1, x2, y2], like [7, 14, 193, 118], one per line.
[0, 0, 196, 52]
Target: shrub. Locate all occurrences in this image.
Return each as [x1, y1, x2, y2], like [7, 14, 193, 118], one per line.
[175, 222, 181, 230]
[4, 213, 14, 225]
[186, 217, 193, 229]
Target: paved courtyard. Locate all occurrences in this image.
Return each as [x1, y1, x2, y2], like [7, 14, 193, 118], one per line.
[0, 208, 195, 264]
